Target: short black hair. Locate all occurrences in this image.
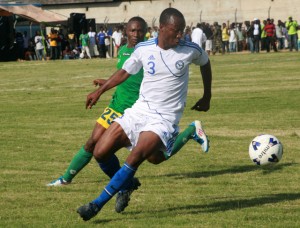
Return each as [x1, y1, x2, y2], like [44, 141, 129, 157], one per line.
[128, 16, 147, 32]
[159, 7, 185, 25]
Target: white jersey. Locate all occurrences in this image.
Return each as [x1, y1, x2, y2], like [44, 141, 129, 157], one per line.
[88, 31, 96, 45]
[112, 31, 122, 46]
[191, 27, 207, 47]
[34, 35, 44, 50]
[122, 38, 209, 125]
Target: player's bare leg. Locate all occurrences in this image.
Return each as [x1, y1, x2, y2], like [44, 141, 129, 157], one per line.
[146, 120, 210, 165]
[77, 130, 163, 221]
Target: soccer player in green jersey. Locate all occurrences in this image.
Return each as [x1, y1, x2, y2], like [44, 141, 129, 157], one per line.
[47, 17, 146, 189]
[48, 16, 210, 214]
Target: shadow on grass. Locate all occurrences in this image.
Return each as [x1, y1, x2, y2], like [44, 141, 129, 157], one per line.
[166, 192, 300, 214]
[160, 162, 296, 179]
[92, 193, 300, 224]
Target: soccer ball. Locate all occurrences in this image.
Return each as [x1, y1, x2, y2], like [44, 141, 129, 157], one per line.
[249, 134, 283, 165]
[79, 52, 85, 59]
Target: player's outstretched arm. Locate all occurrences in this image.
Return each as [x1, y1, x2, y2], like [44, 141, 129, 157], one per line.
[191, 60, 212, 112]
[93, 79, 107, 87]
[86, 69, 131, 109]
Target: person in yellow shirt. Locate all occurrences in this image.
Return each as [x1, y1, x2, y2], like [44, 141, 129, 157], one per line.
[48, 28, 58, 60]
[260, 20, 267, 51]
[285, 16, 298, 51]
[145, 27, 152, 40]
[222, 22, 229, 54]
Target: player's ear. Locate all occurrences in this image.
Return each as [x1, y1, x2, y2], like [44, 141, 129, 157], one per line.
[159, 24, 164, 31]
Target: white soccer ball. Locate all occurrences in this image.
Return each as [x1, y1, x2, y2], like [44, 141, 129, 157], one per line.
[79, 52, 85, 59]
[249, 134, 283, 165]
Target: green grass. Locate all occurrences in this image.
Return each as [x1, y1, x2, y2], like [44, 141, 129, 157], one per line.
[0, 52, 299, 227]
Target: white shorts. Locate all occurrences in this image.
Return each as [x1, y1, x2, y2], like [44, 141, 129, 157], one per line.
[114, 107, 179, 155]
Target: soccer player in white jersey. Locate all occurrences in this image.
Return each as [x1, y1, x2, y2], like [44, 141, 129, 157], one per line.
[77, 7, 212, 221]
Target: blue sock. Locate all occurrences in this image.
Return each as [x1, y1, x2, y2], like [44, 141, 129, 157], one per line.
[92, 163, 137, 208]
[98, 154, 121, 178]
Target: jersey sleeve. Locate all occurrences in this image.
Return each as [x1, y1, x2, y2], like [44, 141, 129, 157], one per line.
[192, 47, 209, 66]
[122, 49, 143, 75]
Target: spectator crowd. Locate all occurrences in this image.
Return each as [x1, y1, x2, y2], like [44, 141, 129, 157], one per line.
[13, 15, 299, 62]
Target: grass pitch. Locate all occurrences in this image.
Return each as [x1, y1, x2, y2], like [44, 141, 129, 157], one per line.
[0, 52, 299, 227]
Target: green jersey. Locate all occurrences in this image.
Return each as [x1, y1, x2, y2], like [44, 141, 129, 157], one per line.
[79, 34, 89, 47]
[108, 45, 143, 113]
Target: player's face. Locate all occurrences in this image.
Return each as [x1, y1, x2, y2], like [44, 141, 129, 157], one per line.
[126, 21, 146, 48]
[159, 16, 185, 49]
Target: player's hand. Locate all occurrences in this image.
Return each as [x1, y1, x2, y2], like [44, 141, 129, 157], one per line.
[191, 97, 210, 112]
[93, 79, 107, 87]
[86, 90, 101, 109]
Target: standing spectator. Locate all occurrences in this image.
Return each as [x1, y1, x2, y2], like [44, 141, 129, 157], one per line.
[67, 29, 77, 50]
[270, 19, 278, 51]
[120, 25, 127, 46]
[44, 35, 51, 60]
[15, 32, 24, 61]
[221, 22, 230, 54]
[191, 23, 206, 48]
[151, 26, 159, 38]
[79, 29, 91, 59]
[145, 27, 152, 40]
[97, 27, 107, 58]
[88, 26, 99, 57]
[245, 21, 254, 53]
[212, 22, 222, 55]
[48, 28, 58, 60]
[285, 16, 298, 51]
[236, 23, 245, 51]
[276, 20, 285, 50]
[112, 26, 122, 57]
[203, 23, 213, 55]
[57, 28, 64, 59]
[229, 23, 237, 52]
[34, 30, 46, 61]
[282, 24, 289, 49]
[23, 31, 29, 56]
[260, 20, 267, 51]
[104, 27, 112, 58]
[253, 18, 261, 53]
[264, 18, 277, 52]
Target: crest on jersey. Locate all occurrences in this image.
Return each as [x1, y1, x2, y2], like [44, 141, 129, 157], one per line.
[175, 60, 184, 70]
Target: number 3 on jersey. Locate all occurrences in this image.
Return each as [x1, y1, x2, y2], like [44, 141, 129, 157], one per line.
[147, 61, 155, 75]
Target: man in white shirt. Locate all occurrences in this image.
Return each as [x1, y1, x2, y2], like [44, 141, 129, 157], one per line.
[77, 7, 212, 221]
[111, 26, 123, 57]
[191, 23, 207, 48]
[34, 30, 45, 60]
[88, 26, 99, 57]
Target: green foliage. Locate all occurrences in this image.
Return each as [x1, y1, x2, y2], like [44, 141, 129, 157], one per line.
[0, 53, 299, 227]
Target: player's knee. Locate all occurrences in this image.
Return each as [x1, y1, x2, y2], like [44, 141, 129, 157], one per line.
[84, 137, 96, 153]
[93, 150, 106, 162]
[147, 156, 165, 165]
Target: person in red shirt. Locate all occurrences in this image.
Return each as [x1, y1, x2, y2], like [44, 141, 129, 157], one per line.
[264, 18, 277, 52]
